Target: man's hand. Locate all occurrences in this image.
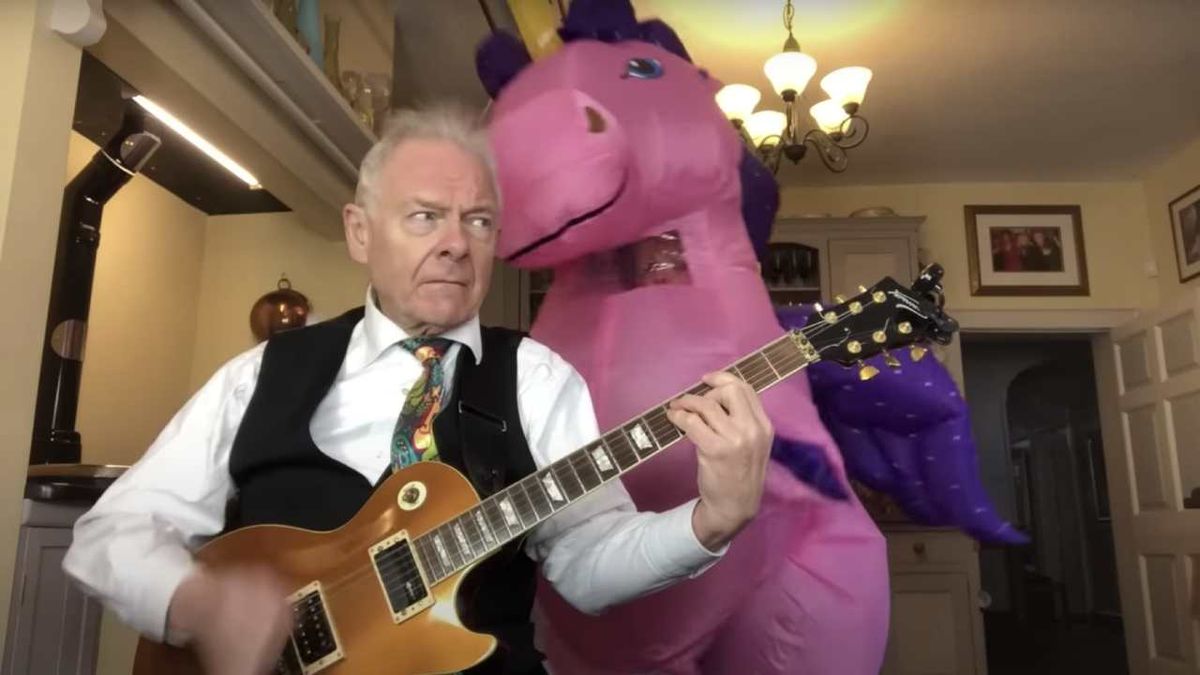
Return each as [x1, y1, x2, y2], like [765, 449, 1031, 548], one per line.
[666, 371, 773, 552]
[167, 566, 293, 675]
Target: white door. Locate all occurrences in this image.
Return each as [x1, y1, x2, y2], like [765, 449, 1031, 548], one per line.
[1094, 288, 1200, 675]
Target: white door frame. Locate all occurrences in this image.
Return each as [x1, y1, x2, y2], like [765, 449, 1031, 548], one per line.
[937, 308, 1138, 389]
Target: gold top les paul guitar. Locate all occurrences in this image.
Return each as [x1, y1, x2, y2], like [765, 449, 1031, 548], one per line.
[132, 266, 958, 675]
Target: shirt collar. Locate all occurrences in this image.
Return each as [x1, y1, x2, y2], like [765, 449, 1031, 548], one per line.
[354, 287, 482, 371]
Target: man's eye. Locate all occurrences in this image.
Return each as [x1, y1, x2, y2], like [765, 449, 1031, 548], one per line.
[411, 211, 436, 221]
[468, 216, 494, 229]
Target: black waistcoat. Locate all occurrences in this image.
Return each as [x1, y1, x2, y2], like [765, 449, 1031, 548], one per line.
[226, 307, 543, 674]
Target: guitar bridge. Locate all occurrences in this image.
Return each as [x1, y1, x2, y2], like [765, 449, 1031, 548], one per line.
[369, 530, 434, 623]
[275, 581, 343, 674]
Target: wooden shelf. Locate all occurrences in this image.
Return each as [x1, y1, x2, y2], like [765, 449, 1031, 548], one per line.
[175, 0, 377, 180]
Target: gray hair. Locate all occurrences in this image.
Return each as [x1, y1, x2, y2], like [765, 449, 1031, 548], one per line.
[355, 103, 498, 214]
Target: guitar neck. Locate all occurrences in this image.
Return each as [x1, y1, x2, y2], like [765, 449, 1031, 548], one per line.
[410, 328, 823, 585]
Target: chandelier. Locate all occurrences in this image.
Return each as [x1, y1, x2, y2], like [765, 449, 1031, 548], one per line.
[714, 0, 871, 173]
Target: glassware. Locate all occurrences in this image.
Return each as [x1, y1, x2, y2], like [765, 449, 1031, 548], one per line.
[323, 15, 342, 87]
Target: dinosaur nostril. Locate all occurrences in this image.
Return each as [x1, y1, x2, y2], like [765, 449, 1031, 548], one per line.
[584, 106, 606, 133]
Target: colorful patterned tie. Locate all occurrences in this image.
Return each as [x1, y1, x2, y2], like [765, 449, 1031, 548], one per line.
[391, 337, 453, 470]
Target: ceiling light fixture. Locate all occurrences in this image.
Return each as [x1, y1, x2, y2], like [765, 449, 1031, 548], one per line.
[132, 95, 262, 189]
[714, 0, 871, 174]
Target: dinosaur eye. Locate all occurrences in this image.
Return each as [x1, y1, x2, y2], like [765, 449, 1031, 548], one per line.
[625, 57, 663, 79]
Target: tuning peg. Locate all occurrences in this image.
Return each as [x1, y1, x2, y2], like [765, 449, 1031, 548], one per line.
[858, 285, 868, 293]
[834, 294, 847, 304]
[858, 363, 880, 381]
[883, 350, 902, 369]
[910, 345, 928, 362]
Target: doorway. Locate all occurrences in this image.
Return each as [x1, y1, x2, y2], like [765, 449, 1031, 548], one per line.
[961, 333, 1126, 675]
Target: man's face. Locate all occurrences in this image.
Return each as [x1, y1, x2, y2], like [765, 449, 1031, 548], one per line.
[344, 138, 497, 334]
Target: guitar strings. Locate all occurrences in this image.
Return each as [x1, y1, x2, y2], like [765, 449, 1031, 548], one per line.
[310, 301, 875, 607]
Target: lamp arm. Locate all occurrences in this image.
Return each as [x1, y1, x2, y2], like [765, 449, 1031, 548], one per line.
[801, 128, 849, 173]
[834, 114, 870, 149]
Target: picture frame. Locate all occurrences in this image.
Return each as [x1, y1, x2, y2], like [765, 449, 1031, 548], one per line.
[1169, 183, 1200, 283]
[964, 204, 1089, 296]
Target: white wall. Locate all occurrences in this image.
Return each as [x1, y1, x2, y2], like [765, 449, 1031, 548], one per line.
[1143, 135, 1200, 304]
[189, 211, 365, 388]
[780, 180, 1159, 312]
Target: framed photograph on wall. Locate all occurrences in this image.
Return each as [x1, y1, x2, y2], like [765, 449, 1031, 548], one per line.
[965, 204, 1089, 296]
[1170, 183, 1200, 283]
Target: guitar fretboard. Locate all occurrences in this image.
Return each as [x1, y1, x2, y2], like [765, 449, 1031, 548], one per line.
[410, 330, 820, 584]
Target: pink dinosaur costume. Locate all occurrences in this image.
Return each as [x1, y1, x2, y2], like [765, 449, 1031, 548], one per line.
[475, 2, 1022, 672]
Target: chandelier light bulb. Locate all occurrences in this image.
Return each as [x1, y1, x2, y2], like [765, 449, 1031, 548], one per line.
[715, 83, 762, 123]
[764, 50, 817, 101]
[810, 99, 850, 134]
[821, 66, 873, 112]
[745, 110, 787, 147]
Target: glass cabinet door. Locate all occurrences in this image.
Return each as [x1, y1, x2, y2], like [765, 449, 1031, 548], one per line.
[761, 242, 822, 307]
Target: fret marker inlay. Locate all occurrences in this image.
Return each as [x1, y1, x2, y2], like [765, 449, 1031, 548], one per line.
[498, 498, 520, 528]
[432, 535, 451, 568]
[590, 446, 615, 472]
[629, 423, 654, 451]
[541, 473, 565, 503]
[452, 524, 470, 554]
[473, 511, 496, 546]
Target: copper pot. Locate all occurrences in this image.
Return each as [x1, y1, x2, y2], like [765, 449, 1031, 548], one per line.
[250, 276, 311, 342]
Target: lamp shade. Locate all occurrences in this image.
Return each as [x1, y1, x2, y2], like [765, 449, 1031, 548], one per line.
[715, 84, 761, 122]
[810, 99, 850, 134]
[820, 66, 872, 108]
[745, 110, 787, 147]
[764, 50, 817, 99]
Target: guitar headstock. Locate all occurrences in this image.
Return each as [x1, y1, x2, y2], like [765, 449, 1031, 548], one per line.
[796, 263, 959, 379]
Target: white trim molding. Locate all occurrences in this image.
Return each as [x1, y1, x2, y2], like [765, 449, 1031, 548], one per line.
[50, 0, 106, 47]
[951, 308, 1141, 333]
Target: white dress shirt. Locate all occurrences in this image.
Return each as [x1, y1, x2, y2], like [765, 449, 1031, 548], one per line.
[63, 291, 722, 643]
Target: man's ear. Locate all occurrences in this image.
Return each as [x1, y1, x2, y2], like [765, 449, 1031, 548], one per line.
[344, 203, 370, 264]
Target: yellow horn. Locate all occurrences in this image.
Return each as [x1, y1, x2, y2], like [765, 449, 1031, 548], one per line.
[507, 0, 565, 59]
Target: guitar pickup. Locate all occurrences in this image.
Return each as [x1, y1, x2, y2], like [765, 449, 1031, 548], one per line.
[369, 530, 435, 623]
[279, 581, 343, 674]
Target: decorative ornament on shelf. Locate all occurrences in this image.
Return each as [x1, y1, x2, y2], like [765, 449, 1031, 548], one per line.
[323, 14, 342, 87]
[249, 275, 311, 342]
[715, 0, 871, 174]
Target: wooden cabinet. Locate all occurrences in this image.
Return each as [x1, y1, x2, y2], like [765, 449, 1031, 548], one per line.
[882, 529, 988, 675]
[769, 216, 924, 304]
[2, 500, 101, 675]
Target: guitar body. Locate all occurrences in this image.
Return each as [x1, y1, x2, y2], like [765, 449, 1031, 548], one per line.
[133, 462, 496, 675]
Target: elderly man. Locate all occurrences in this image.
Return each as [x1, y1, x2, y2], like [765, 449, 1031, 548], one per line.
[63, 105, 772, 675]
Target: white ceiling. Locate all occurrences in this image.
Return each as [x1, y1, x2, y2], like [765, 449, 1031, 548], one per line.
[633, 0, 1200, 185]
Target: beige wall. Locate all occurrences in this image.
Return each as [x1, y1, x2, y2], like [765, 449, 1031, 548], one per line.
[1143, 136, 1200, 303]
[780, 180, 1159, 311]
[67, 132, 208, 468]
[0, 0, 81, 655]
[189, 211, 365, 388]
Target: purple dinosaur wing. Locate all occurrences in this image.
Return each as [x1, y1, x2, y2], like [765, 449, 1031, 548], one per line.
[777, 305, 1028, 544]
